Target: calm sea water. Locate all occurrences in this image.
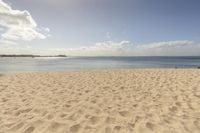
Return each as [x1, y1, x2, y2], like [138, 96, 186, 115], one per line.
[0, 56, 200, 73]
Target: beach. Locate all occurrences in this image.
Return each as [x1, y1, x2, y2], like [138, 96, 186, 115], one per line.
[0, 69, 200, 133]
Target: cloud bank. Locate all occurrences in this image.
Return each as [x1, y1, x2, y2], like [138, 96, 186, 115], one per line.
[62, 40, 200, 56]
[0, 40, 200, 56]
[0, 0, 49, 44]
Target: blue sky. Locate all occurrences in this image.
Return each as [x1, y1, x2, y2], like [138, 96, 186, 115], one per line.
[0, 0, 200, 56]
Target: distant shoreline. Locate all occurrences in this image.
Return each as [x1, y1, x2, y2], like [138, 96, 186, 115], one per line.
[0, 55, 67, 58]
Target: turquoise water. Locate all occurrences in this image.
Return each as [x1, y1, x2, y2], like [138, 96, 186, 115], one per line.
[0, 56, 200, 73]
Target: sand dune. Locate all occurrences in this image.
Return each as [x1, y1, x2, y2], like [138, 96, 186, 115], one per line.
[0, 69, 200, 133]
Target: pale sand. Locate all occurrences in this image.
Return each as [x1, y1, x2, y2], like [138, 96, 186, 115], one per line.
[0, 69, 200, 133]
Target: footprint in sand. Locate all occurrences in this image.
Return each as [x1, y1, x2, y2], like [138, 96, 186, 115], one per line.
[119, 111, 131, 117]
[70, 124, 81, 133]
[23, 126, 35, 133]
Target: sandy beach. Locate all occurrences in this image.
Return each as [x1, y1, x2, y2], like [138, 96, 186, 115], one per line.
[0, 69, 200, 133]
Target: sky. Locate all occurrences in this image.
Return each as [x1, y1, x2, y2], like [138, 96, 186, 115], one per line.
[0, 0, 200, 56]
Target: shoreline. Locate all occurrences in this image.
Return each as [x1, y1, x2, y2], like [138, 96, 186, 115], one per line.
[0, 67, 199, 75]
[0, 67, 200, 74]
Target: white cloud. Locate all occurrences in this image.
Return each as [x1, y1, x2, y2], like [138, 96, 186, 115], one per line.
[18, 40, 198, 56]
[137, 40, 200, 56]
[60, 41, 133, 56]
[0, 40, 17, 45]
[0, 0, 49, 43]
[140, 40, 194, 49]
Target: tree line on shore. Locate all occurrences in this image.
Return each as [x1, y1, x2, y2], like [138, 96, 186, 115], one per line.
[0, 55, 67, 57]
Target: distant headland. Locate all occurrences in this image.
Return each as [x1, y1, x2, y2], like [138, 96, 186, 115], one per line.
[0, 55, 67, 58]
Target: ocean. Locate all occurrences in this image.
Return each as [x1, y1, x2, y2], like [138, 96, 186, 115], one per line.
[0, 56, 200, 73]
